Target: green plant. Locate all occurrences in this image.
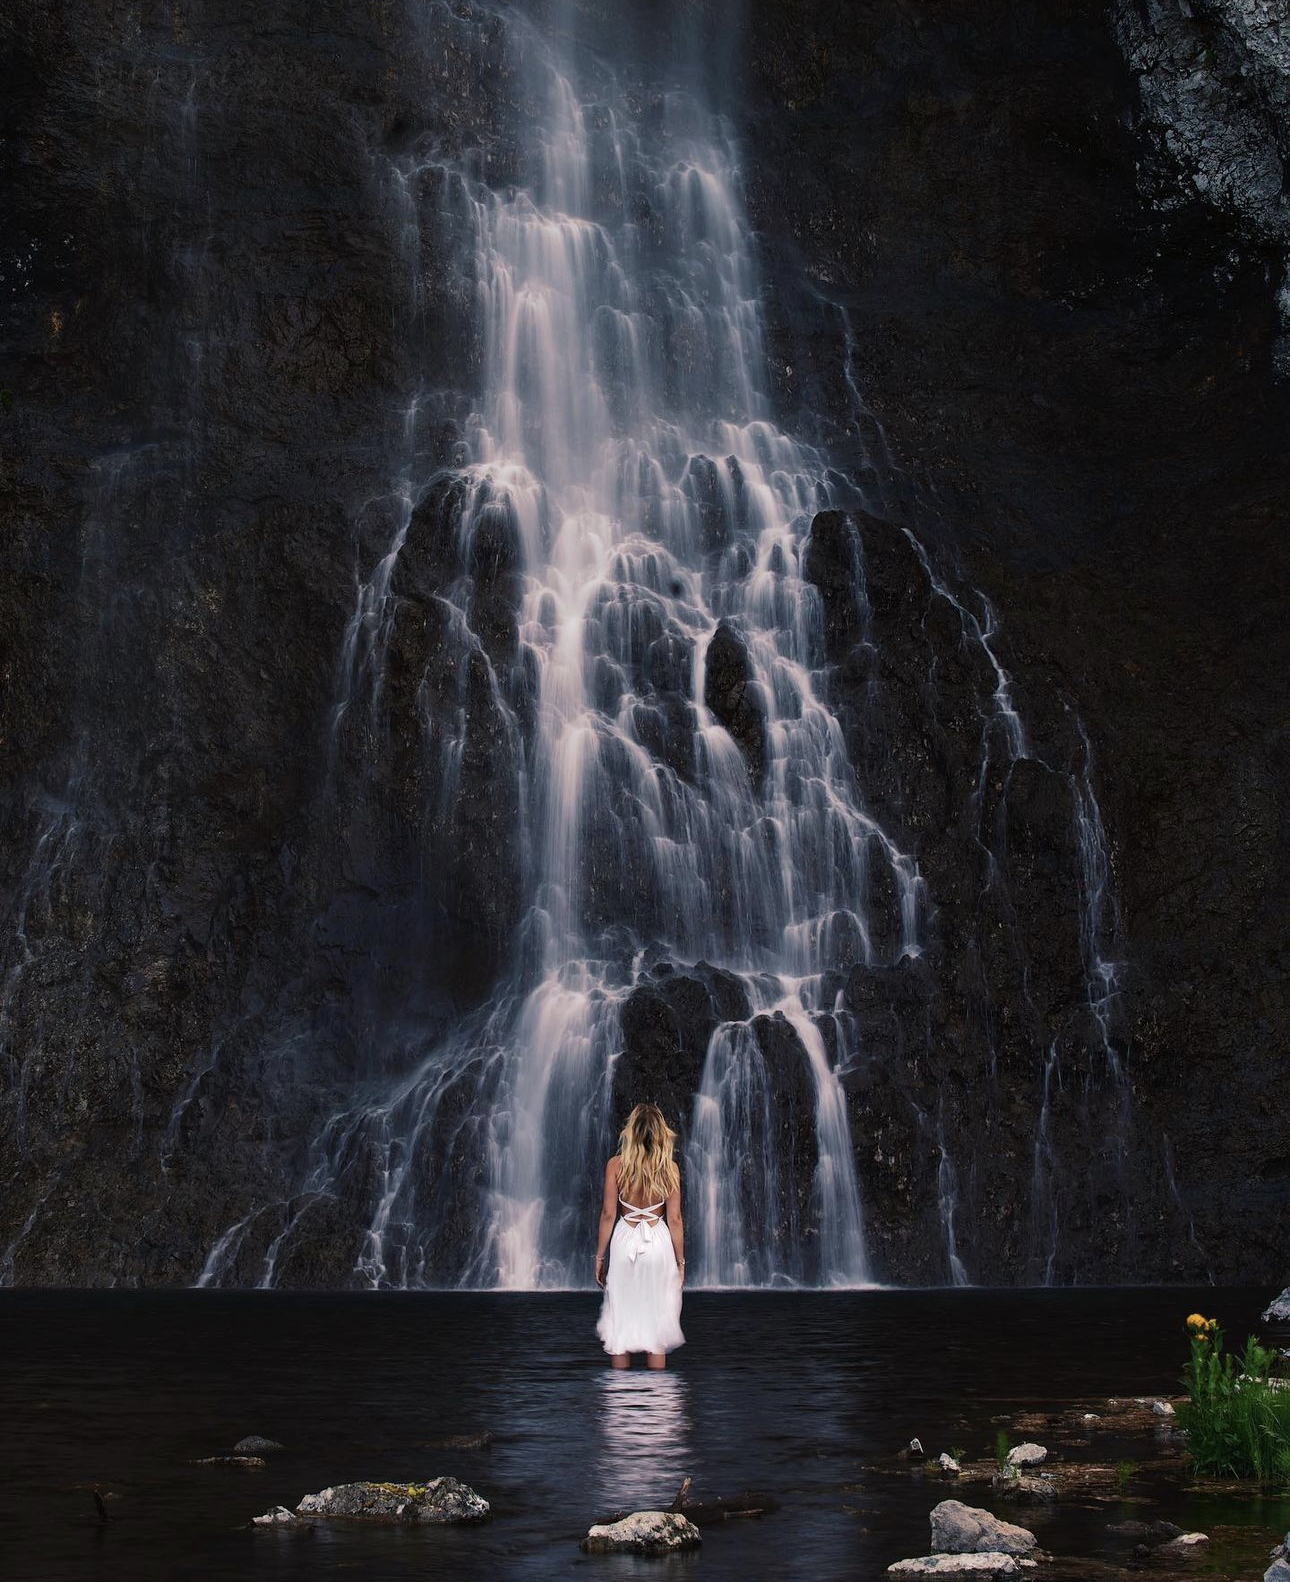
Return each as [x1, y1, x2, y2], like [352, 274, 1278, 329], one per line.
[1115, 1459, 1139, 1492]
[994, 1429, 1012, 1472]
[0, 389, 13, 415]
[950, 1447, 968, 1464]
[1179, 1314, 1290, 1483]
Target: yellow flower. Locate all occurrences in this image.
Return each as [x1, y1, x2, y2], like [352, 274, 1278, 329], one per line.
[1186, 1312, 1207, 1331]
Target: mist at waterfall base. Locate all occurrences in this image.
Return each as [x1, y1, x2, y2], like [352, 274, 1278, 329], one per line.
[6, 1286, 1287, 1582]
[167, 0, 1141, 1294]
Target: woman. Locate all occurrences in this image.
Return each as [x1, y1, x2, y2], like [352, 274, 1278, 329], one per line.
[594, 1103, 685, 1369]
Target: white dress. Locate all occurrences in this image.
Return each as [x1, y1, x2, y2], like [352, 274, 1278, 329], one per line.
[596, 1196, 685, 1356]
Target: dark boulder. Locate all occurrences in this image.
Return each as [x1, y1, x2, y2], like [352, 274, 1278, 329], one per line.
[703, 621, 768, 785]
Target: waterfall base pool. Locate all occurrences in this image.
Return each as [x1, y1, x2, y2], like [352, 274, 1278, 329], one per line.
[3, 1286, 1286, 1580]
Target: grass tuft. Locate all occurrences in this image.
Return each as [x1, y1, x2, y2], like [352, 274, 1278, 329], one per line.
[1179, 1315, 1290, 1483]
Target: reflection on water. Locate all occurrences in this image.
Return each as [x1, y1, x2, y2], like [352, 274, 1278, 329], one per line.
[0, 1288, 1283, 1582]
[594, 1370, 694, 1512]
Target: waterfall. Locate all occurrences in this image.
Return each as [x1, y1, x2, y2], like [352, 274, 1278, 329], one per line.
[188, 0, 1138, 1293]
[225, 7, 921, 1292]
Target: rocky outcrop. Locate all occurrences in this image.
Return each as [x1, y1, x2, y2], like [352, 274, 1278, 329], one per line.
[1113, 0, 1290, 321]
[293, 1478, 489, 1523]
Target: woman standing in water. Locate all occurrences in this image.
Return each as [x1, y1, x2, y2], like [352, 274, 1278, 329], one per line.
[594, 1103, 685, 1368]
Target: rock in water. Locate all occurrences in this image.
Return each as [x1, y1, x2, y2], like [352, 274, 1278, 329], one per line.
[581, 1511, 702, 1555]
[426, 1431, 493, 1450]
[295, 1478, 489, 1523]
[1150, 1400, 1175, 1417]
[1108, 1520, 1183, 1540]
[991, 1472, 1055, 1504]
[1265, 1533, 1290, 1582]
[1263, 1288, 1290, 1323]
[190, 1455, 266, 1468]
[1005, 1443, 1047, 1468]
[702, 620, 767, 784]
[889, 1557, 1037, 1577]
[938, 1453, 962, 1476]
[930, 1501, 1037, 1556]
[251, 1506, 299, 1526]
[1153, 1533, 1208, 1560]
[234, 1436, 284, 1454]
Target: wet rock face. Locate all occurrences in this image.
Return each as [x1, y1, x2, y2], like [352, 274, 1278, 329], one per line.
[0, 0, 1285, 1286]
[703, 621, 768, 784]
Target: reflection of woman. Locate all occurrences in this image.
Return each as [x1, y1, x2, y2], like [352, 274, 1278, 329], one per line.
[594, 1104, 685, 1369]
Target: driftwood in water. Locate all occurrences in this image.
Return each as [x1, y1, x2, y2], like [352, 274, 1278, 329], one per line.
[600, 1479, 777, 1529]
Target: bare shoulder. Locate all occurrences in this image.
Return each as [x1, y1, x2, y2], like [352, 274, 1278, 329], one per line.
[605, 1155, 621, 1181]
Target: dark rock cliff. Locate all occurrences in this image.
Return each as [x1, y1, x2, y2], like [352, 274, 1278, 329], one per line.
[1, 0, 1285, 1285]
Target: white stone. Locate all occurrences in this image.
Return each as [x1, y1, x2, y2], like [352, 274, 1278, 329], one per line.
[888, 1557, 1036, 1577]
[1155, 1533, 1209, 1558]
[252, 1506, 299, 1526]
[1005, 1443, 1047, 1468]
[938, 1453, 962, 1475]
[1151, 1400, 1175, 1416]
[581, 1511, 702, 1555]
[930, 1501, 1037, 1556]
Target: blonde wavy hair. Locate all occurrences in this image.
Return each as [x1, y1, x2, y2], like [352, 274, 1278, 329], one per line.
[617, 1102, 680, 1204]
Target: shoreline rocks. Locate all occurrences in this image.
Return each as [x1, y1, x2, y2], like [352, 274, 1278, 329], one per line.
[581, 1511, 702, 1555]
[1264, 1532, 1290, 1582]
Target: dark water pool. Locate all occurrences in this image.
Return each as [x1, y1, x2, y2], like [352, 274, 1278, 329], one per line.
[2, 1286, 1287, 1580]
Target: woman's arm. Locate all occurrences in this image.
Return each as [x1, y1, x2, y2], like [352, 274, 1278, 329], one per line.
[667, 1174, 684, 1287]
[594, 1157, 619, 1287]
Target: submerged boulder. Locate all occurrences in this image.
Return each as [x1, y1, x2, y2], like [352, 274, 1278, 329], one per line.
[234, 1436, 284, 1454]
[991, 1471, 1055, 1503]
[1152, 1533, 1208, 1560]
[581, 1510, 702, 1555]
[930, 1501, 1037, 1556]
[294, 1477, 489, 1523]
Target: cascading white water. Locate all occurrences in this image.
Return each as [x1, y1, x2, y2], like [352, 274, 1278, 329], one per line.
[188, 1, 1141, 1294]
[277, 13, 925, 1290]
